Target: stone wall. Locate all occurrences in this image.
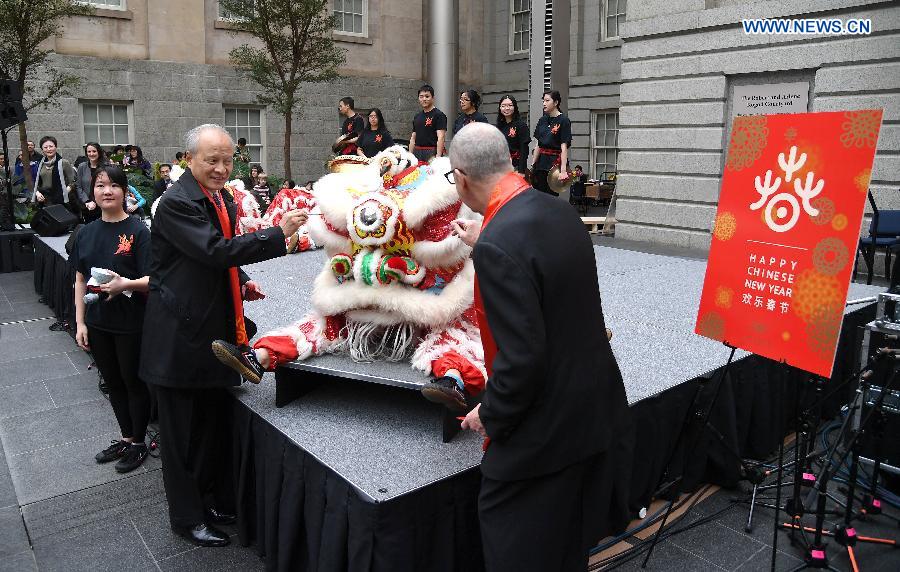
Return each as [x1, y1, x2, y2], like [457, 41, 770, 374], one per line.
[615, 0, 900, 252]
[22, 54, 422, 183]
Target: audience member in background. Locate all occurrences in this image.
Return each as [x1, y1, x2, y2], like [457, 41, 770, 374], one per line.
[304, 180, 314, 190]
[409, 84, 447, 162]
[252, 172, 272, 212]
[0, 153, 7, 191]
[123, 145, 152, 178]
[280, 179, 296, 191]
[25, 140, 41, 163]
[243, 164, 262, 192]
[75, 142, 108, 223]
[73, 146, 88, 169]
[109, 145, 125, 165]
[175, 151, 185, 166]
[126, 186, 147, 217]
[334, 96, 365, 155]
[357, 108, 394, 158]
[453, 89, 489, 135]
[30, 136, 78, 214]
[233, 138, 251, 163]
[496, 95, 530, 175]
[154, 164, 173, 202]
[71, 164, 152, 474]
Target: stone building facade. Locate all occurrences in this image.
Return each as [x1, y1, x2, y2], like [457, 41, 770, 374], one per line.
[25, 0, 483, 181]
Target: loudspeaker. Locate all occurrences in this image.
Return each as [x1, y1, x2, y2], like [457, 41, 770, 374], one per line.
[31, 204, 79, 237]
[0, 80, 27, 130]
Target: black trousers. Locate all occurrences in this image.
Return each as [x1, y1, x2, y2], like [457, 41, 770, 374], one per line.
[479, 450, 612, 572]
[154, 385, 234, 528]
[88, 327, 150, 442]
[532, 170, 559, 197]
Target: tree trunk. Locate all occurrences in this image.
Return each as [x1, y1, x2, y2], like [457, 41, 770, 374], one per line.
[283, 111, 292, 181]
[17, 123, 32, 194]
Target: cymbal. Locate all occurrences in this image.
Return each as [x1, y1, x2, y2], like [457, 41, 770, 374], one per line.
[548, 165, 573, 194]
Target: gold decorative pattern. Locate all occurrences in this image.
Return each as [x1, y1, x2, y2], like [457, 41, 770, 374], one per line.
[810, 197, 835, 226]
[840, 110, 881, 148]
[792, 269, 842, 322]
[726, 116, 769, 171]
[697, 311, 726, 341]
[812, 237, 850, 276]
[806, 303, 843, 361]
[713, 212, 737, 241]
[854, 169, 871, 194]
[831, 214, 848, 231]
[715, 286, 734, 309]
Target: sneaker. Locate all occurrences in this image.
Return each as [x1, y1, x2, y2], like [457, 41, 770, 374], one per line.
[211, 340, 265, 384]
[95, 439, 128, 463]
[115, 443, 148, 473]
[420, 376, 469, 413]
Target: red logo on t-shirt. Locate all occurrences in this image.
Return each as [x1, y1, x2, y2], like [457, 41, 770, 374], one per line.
[508, 127, 516, 137]
[115, 234, 134, 256]
[425, 117, 433, 126]
[550, 123, 560, 135]
[375, 134, 382, 143]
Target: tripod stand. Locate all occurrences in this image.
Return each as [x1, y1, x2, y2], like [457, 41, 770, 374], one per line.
[781, 354, 899, 571]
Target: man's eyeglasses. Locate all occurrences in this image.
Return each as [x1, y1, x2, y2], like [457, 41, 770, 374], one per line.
[444, 169, 465, 184]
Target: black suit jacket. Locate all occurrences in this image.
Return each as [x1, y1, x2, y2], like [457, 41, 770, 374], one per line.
[140, 169, 286, 389]
[475, 189, 628, 481]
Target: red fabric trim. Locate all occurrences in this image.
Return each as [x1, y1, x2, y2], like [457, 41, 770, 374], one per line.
[475, 172, 531, 381]
[199, 185, 248, 346]
[388, 164, 422, 188]
[432, 350, 486, 396]
[252, 335, 299, 370]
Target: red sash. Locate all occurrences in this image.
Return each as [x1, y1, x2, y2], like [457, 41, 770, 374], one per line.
[199, 185, 248, 346]
[474, 172, 531, 379]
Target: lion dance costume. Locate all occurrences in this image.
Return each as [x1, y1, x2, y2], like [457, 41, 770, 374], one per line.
[251, 146, 487, 396]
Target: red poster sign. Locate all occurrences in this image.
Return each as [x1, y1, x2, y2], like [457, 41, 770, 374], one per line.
[696, 110, 883, 377]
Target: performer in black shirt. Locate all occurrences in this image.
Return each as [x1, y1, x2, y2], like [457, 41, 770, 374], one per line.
[495, 95, 530, 174]
[357, 108, 395, 158]
[453, 89, 489, 135]
[531, 90, 572, 196]
[334, 96, 365, 155]
[409, 84, 447, 163]
[71, 165, 152, 474]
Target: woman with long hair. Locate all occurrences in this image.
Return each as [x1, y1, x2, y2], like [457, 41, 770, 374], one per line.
[453, 89, 489, 135]
[123, 145, 152, 177]
[356, 108, 395, 158]
[75, 142, 108, 222]
[530, 90, 572, 196]
[71, 165, 152, 474]
[495, 95, 530, 174]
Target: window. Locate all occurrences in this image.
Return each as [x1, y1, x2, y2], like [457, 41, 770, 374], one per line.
[509, 0, 531, 54]
[218, 0, 253, 20]
[78, 0, 124, 8]
[591, 111, 618, 178]
[334, 0, 367, 36]
[224, 107, 264, 163]
[602, 0, 627, 40]
[81, 102, 131, 147]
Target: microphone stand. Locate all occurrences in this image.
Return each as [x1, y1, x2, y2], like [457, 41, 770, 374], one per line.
[641, 343, 737, 569]
[780, 355, 900, 571]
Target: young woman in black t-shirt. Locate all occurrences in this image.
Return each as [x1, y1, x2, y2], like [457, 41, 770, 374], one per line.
[496, 95, 530, 174]
[453, 89, 489, 135]
[357, 108, 395, 158]
[531, 90, 572, 196]
[71, 165, 152, 474]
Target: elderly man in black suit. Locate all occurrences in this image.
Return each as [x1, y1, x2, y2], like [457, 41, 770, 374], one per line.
[434, 123, 630, 571]
[141, 124, 307, 547]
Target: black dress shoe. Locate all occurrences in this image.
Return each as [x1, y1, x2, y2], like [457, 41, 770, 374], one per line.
[206, 508, 236, 525]
[172, 523, 230, 547]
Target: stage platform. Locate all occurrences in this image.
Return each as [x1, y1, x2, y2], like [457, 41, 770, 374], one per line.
[31, 233, 884, 571]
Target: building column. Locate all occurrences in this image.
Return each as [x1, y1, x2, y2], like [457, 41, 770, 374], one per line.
[427, 0, 458, 134]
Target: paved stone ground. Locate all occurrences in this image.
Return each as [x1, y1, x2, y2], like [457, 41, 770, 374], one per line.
[0, 234, 898, 570]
